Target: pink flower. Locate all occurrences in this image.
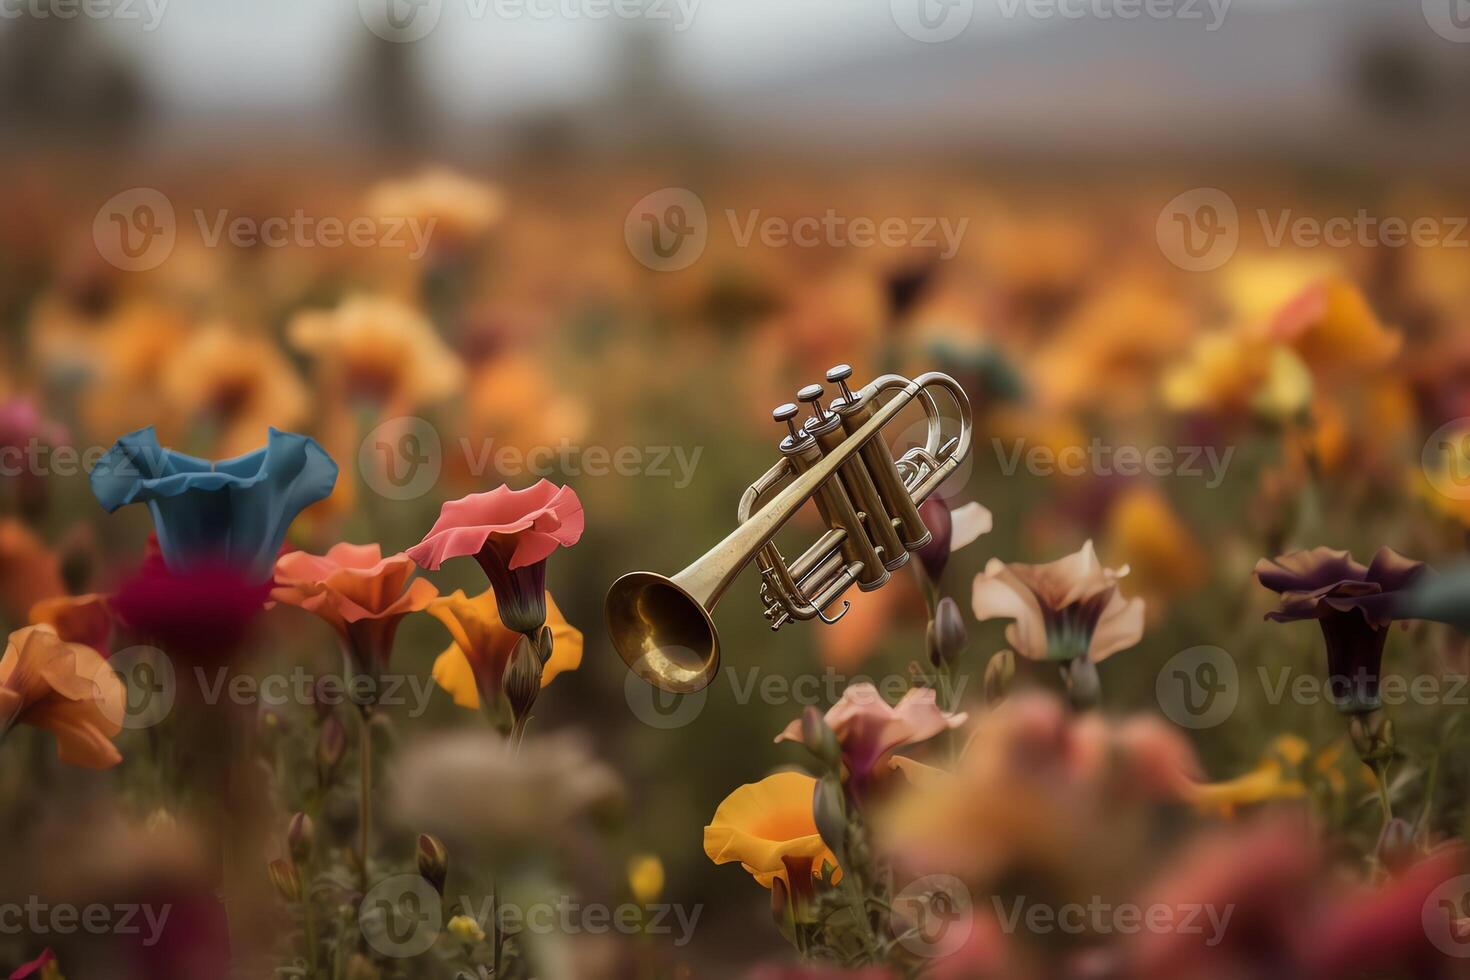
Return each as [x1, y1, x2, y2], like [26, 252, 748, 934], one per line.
[406, 480, 584, 636]
[777, 683, 967, 798]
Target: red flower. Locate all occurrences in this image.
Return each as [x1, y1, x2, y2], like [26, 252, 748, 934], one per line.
[406, 480, 584, 636]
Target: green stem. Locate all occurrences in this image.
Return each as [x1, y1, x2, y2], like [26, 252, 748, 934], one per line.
[358, 709, 373, 896]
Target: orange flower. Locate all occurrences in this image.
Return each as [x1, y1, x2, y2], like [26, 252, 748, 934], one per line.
[0, 518, 65, 626]
[1261, 277, 1401, 379]
[160, 323, 310, 458]
[427, 588, 582, 711]
[288, 295, 464, 414]
[0, 624, 124, 769]
[29, 593, 112, 655]
[704, 771, 839, 889]
[272, 543, 438, 680]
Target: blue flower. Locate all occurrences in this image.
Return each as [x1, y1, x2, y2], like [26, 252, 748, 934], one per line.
[90, 426, 338, 581]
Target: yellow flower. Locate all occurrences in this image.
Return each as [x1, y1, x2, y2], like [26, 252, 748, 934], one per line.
[366, 167, 504, 247]
[704, 771, 839, 889]
[446, 914, 486, 944]
[160, 323, 310, 458]
[627, 854, 665, 905]
[288, 295, 464, 413]
[1188, 735, 1310, 818]
[1162, 332, 1311, 422]
[1103, 486, 1207, 604]
[1261, 277, 1401, 379]
[429, 589, 582, 711]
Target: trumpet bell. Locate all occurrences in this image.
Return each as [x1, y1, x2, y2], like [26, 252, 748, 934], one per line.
[606, 571, 721, 693]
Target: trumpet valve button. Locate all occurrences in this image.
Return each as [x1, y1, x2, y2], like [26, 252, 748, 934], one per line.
[773, 402, 804, 442]
[797, 383, 831, 424]
[825, 364, 857, 405]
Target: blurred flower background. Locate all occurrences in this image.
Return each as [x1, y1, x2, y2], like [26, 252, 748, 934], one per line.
[4, 1, 1470, 977]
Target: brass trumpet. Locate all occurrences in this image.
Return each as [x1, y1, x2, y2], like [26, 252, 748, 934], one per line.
[606, 366, 972, 693]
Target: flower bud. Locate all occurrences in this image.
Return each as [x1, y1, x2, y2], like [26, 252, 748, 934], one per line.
[769, 875, 795, 943]
[416, 833, 449, 898]
[318, 713, 347, 776]
[984, 650, 1015, 707]
[1063, 656, 1101, 711]
[800, 706, 842, 772]
[503, 633, 544, 725]
[1376, 817, 1416, 873]
[627, 854, 665, 905]
[447, 914, 486, 944]
[1349, 710, 1396, 766]
[813, 774, 848, 867]
[927, 597, 968, 669]
[916, 497, 953, 583]
[288, 812, 314, 865]
[268, 858, 301, 903]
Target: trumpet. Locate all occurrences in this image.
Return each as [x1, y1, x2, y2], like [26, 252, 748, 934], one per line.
[607, 365, 972, 693]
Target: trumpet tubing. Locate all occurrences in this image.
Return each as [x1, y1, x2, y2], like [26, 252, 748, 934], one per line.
[606, 366, 972, 693]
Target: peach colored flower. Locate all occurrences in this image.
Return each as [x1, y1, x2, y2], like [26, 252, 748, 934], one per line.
[776, 684, 966, 797]
[406, 480, 584, 637]
[29, 594, 112, 655]
[971, 540, 1144, 664]
[428, 588, 583, 711]
[272, 543, 438, 680]
[0, 624, 124, 769]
